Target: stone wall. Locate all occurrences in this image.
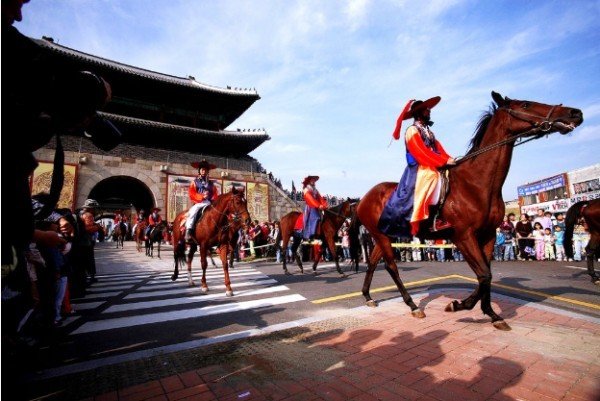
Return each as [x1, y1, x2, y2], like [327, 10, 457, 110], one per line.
[34, 144, 300, 221]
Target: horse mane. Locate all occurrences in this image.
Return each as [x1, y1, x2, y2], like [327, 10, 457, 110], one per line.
[467, 103, 497, 154]
[328, 201, 346, 215]
[212, 191, 234, 207]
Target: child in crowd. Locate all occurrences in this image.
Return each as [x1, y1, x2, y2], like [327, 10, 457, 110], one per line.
[411, 237, 422, 261]
[554, 225, 565, 261]
[532, 222, 545, 260]
[494, 227, 505, 261]
[543, 228, 556, 261]
[503, 229, 515, 261]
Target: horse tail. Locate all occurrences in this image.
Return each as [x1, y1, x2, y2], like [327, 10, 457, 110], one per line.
[172, 239, 186, 281]
[564, 200, 588, 260]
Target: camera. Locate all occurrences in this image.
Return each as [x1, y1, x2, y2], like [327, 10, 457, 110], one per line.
[52, 71, 123, 152]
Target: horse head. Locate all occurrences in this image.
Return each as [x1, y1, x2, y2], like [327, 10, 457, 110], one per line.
[224, 187, 251, 226]
[491, 91, 583, 138]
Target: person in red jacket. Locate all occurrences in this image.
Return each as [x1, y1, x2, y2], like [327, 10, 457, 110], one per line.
[185, 159, 219, 243]
[379, 96, 456, 237]
[145, 207, 163, 239]
[302, 175, 328, 240]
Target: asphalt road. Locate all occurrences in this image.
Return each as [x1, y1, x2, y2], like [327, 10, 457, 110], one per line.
[25, 240, 600, 378]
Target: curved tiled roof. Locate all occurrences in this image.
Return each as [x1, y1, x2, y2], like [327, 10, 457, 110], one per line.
[98, 112, 270, 157]
[33, 37, 259, 98]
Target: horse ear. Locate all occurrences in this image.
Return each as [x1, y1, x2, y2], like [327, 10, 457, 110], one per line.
[491, 91, 506, 107]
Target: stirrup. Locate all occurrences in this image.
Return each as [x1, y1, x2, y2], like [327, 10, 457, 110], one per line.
[430, 219, 452, 232]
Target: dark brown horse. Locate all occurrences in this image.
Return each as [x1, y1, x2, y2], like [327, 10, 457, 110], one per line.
[171, 188, 251, 296]
[354, 91, 583, 330]
[564, 199, 600, 285]
[277, 200, 353, 275]
[145, 221, 166, 258]
[112, 222, 126, 249]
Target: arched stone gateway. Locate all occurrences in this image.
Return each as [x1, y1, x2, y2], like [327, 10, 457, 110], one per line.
[88, 176, 155, 215]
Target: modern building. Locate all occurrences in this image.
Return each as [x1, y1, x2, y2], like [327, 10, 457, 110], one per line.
[517, 163, 600, 216]
[30, 36, 300, 224]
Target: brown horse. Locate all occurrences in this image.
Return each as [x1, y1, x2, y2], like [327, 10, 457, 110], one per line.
[354, 91, 583, 330]
[564, 199, 600, 285]
[277, 200, 353, 275]
[112, 222, 126, 248]
[134, 220, 148, 252]
[171, 188, 251, 296]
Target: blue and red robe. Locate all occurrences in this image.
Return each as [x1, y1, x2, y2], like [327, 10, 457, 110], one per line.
[302, 185, 328, 240]
[378, 122, 451, 237]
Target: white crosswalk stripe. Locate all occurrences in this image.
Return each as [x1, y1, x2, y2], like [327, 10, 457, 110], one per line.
[72, 294, 306, 334]
[70, 262, 306, 335]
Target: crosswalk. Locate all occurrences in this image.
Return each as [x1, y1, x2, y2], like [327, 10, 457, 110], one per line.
[69, 264, 307, 335]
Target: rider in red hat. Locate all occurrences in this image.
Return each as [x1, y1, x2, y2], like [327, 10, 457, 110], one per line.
[302, 175, 328, 240]
[145, 207, 163, 240]
[185, 159, 219, 243]
[380, 97, 456, 236]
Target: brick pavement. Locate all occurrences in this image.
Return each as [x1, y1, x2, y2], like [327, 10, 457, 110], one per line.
[75, 290, 600, 401]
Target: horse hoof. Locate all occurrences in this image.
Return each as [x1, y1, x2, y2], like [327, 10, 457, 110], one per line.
[593, 279, 600, 286]
[284, 270, 291, 276]
[313, 271, 318, 276]
[300, 269, 304, 274]
[171, 275, 177, 281]
[445, 301, 458, 312]
[201, 287, 209, 294]
[492, 320, 512, 331]
[338, 273, 346, 278]
[226, 290, 234, 297]
[366, 300, 378, 307]
[411, 309, 426, 319]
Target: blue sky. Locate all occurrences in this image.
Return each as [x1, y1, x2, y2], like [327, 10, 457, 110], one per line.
[17, 0, 600, 200]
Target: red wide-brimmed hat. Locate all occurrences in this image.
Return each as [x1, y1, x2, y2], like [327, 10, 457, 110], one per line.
[191, 159, 217, 170]
[392, 96, 441, 140]
[302, 175, 319, 187]
[151, 207, 161, 212]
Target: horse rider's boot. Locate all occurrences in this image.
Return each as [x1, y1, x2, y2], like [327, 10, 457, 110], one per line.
[185, 229, 194, 243]
[431, 218, 452, 232]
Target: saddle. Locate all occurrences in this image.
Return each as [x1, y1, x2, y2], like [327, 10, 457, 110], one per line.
[178, 206, 208, 238]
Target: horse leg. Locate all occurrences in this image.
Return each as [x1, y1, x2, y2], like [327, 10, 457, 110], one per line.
[219, 245, 234, 296]
[292, 237, 304, 274]
[311, 241, 321, 276]
[446, 234, 510, 330]
[157, 241, 161, 259]
[186, 244, 196, 287]
[372, 234, 423, 317]
[362, 244, 382, 307]
[328, 238, 345, 276]
[585, 238, 600, 285]
[282, 236, 290, 274]
[199, 245, 209, 294]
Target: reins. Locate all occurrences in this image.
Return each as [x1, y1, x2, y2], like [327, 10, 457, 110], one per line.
[205, 194, 245, 232]
[453, 104, 562, 165]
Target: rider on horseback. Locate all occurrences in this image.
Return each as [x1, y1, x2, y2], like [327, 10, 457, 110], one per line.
[185, 160, 219, 243]
[302, 175, 328, 240]
[145, 207, 163, 240]
[379, 96, 456, 237]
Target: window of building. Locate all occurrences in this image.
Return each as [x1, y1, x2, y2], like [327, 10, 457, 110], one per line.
[573, 178, 600, 194]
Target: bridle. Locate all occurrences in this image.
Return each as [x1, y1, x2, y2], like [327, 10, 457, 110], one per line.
[454, 103, 563, 165]
[206, 193, 248, 231]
